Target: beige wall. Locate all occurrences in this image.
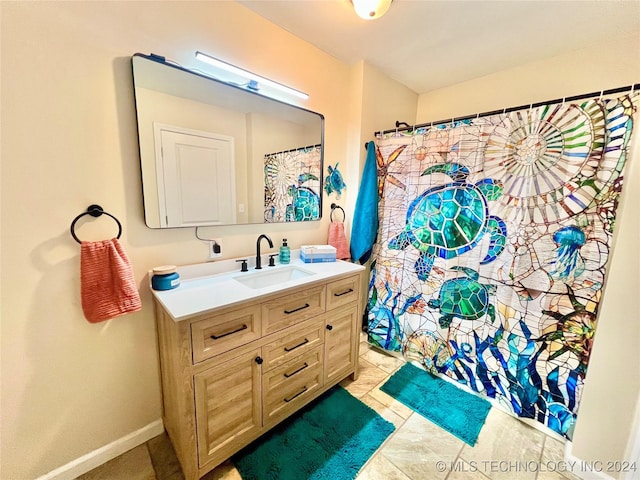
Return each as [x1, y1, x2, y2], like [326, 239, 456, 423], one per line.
[344, 61, 418, 237]
[0, 2, 358, 478]
[416, 33, 640, 475]
[416, 33, 640, 123]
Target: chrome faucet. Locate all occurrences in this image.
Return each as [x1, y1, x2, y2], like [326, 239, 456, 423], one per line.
[255, 234, 274, 269]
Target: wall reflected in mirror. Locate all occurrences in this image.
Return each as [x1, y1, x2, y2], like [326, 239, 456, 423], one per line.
[131, 53, 324, 228]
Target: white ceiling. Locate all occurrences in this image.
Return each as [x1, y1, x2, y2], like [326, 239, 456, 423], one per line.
[239, 0, 640, 94]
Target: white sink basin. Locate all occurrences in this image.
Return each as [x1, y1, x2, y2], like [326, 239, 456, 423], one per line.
[234, 265, 315, 290]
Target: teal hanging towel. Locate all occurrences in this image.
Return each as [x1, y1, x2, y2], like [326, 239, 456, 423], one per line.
[350, 141, 379, 264]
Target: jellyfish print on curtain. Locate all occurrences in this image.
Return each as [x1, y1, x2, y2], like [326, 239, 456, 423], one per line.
[366, 93, 638, 439]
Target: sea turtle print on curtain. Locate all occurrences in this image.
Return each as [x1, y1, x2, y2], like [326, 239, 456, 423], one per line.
[367, 94, 638, 439]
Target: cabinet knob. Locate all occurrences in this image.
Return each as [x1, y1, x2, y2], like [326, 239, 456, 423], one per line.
[326, 325, 333, 331]
[255, 356, 263, 365]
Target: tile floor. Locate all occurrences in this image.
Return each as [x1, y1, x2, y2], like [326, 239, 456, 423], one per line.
[78, 334, 579, 480]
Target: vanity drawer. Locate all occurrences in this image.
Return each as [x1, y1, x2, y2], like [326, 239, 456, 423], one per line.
[191, 304, 261, 364]
[261, 285, 326, 335]
[326, 275, 360, 311]
[261, 318, 324, 372]
[262, 346, 323, 424]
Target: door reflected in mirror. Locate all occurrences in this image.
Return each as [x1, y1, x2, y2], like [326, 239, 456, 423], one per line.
[131, 53, 324, 228]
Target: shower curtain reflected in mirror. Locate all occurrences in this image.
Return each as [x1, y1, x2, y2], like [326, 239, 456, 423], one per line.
[264, 145, 321, 222]
[367, 93, 639, 439]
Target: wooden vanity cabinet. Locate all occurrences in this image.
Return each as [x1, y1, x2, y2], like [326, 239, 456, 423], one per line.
[154, 271, 363, 480]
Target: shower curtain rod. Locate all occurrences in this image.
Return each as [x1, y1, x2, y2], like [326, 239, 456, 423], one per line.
[266, 144, 321, 156]
[376, 82, 640, 136]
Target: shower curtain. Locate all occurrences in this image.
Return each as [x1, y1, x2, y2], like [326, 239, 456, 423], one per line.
[264, 145, 321, 222]
[367, 93, 638, 439]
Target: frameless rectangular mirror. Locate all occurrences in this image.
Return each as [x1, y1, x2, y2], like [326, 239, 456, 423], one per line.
[131, 53, 324, 228]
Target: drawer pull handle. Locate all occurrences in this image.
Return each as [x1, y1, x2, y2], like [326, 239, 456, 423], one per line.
[326, 324, 333, 331]
[284, 362, 308, 378]
[255, 356, 263, 365]
[284, 338, 309, 352]
[334, 288, 354, 297]
[210, 324, 248, 340]
[284, 303, 310, 315]
[284, 386, 308, 403]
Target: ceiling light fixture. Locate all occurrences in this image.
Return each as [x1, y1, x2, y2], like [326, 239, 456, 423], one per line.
[195, 51, 309, 100]
[351, 0, 392, 20]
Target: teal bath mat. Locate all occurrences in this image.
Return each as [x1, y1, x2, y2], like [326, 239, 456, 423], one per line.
[380, 362, 490, 446]
[233, 386, 395, 480]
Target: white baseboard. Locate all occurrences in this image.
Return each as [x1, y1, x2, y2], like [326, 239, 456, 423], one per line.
[565, 441, 616, 480]
[35, 419, 164, 480]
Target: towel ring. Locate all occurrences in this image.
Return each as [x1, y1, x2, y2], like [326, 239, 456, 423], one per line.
[70, 204, 122, 244]
[330, 203, 345, 222]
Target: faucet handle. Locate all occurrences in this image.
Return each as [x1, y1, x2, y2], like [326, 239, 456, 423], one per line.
[268, 254, 277, 267]
[236, 259, 248, 272]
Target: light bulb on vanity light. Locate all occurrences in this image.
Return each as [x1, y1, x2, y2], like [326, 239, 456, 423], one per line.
[194, 51, 309, 100]
[351, 0, 392, 20]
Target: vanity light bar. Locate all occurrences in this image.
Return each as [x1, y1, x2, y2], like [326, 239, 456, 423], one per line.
[195, 51, 309, 100]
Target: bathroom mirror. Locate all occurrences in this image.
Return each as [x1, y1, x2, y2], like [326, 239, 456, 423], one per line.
[131, 53, 324, 228]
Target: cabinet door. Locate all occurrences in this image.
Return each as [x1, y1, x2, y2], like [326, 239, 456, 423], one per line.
[194, 348, 261, 468]
[324, 304, 358, 385]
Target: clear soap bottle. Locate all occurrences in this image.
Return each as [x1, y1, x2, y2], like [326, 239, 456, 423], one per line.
[279, 238, 290, 264]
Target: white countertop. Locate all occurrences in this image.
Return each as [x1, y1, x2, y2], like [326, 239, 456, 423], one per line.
[151, 256, 365, 321]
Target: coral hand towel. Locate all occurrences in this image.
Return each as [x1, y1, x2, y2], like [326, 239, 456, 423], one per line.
[80, 238, 142, 323]
[328, 222, 351, 260]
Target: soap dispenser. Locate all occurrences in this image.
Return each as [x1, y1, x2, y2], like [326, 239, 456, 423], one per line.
[279, 238, 290, 264]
